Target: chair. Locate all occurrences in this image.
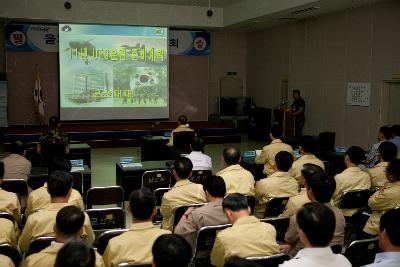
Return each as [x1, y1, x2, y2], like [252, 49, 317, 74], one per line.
[173, 131, 196, 157]
[190, 170, 212, 185]
[97, 229, 129, 255]
[1, 179, 28, 201]
[246, 253, 290, 267]
[344, 238, 380, 267]
[28, 236, 56, 255]
[71, 172, 83, 195]
[0, 243, 21, 267]
[0, 212, 15, 224]
[264, 197, 289, 217]
[153, 188, 170, 224]
[86, 186, 124, 209]
[141, 170, 171, 192]
[246, 195, 256, 215]
[339, 189, 372, 210]
[117, 264, 151, 267]
[86, 208, 125, 232]
[260, 217, 290, 242]
[27, 174, 47, 190]
[172, 203, 205, 231]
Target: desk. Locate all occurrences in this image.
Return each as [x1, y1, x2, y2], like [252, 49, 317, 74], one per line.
[140, 136, 173, 161]
[116, 160, 174, 200]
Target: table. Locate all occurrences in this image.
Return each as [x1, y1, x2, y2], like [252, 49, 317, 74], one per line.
[140, 136, 173, 161]
[116, 160, 174, 200]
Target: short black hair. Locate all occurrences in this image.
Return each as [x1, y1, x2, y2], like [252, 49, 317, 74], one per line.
[299, 136, 315, 153]
[224, 256, 263, 267]
[270, 125, 283, 139]
[11, 141, 26, 155]
[293, 90, 301, 95]
[49, 116, 60, 129]
[301, 163, 325, 180]
[380, 126, 393, 140]
[55, 239, 95, 267]
[297, 202, 336, 247]
[56, 206, 85, 237]
[152, 234, 192, 267]
[0, 162, 4, 179]
[47, 170, 73, 198]
[304, 172, 336, 203]
[275, 151, 294, 172]
[191, 136, 205, 152]
[203, 175, 226, 198]
[178, 115, 188, 125]
[174, 157, 193, 179]
[48, 157, 72, 175]
[223, 147, 241, 165]
[345, 146, 366, 165]
[378, 142, 398, 162]
[129, 188, 156, 220]
[380, 208, 400, 247]
[222, 193, 248, 212]
[392, 125, 400, 137]
[386, 159, 400, 181]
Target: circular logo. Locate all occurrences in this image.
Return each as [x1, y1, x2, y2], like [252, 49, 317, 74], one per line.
[10, 31, 27, 46]
[193, 37, 207, 51]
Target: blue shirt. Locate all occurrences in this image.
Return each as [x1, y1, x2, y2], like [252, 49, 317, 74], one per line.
[390, 136, 400, 153]
[364, 252, 400, 267]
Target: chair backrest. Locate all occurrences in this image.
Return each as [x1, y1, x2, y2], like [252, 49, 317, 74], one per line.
[117, 264, 152, 267]
[318, 132, 336, 152]
[27, 174, 48, 190]
[246, 253, 290, 267]
[264, 197, 289, 217]
[0, 212, 15, 224]
[154, 188, 170, 207]
[141, 170, 171, 192]
[0, 243, 21, 266]
[86, 208, 125, 231]
[344, 238, 380, 267]
[71, 172, 83, 195]
[97, 229, 129, 255]
[246, 195, 256, 215]
[173, 131, 196, 156]
[172, 203, 205, 231]
[190, 170, 212, 185]
[339, 189, 372, 210]
[86, 186, 124, 209]
[1, 179, 28, 198]
[260, 217, 290, 242]
[28, 236, 56, 255]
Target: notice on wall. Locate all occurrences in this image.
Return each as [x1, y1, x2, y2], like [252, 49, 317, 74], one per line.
[347, 82, 370, 107]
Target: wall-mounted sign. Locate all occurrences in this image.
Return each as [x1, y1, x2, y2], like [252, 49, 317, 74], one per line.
[347, 82, 370, 107]
[169, 30, 210, 56]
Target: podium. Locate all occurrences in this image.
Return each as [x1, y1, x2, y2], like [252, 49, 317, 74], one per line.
[273, 109, 296, 137]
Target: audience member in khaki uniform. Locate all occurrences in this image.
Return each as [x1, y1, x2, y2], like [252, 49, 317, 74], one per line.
[175, 175, 229, 250]
[289, 136, 325, 184]
[19, 171, 94, 254]
[282, 172, 345, 258]
[25, 157, 84, 217]
[255, 125, 294, 175]
[364, 159, 400, 236]
[103, 188, 170, 267]
[160, 157, 206, 231]
[54, 240, 98, 267]
[332, 146, 371, 216]
[0, 255, 14, 267]
[167, 115, 195, 147]
[152, 234, 192, 267]
[22, 206, 104, 267]
[255, 151, 298, 218]
[1, 141, 31, 181]
[211, 193, 280, 267]
[280, 203, 351, 267]
[217, 147, 255, 196]
[368, 142, 397, 188]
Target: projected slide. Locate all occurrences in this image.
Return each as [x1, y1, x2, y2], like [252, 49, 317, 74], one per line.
[59, 24, 168, 120]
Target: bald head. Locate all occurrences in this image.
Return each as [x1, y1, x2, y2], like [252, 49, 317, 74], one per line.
[223, 147, 241, 166]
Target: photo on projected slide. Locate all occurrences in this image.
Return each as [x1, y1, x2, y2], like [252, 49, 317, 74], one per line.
[59, 24, 168, 109]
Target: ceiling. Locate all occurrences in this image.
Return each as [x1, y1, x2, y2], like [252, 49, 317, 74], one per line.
[94, 0, 243, 8]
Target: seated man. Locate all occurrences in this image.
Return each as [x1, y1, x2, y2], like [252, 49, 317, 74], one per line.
[254, 151, 299, 218]
[365, 126, 392, 168]
[283, 172, 345, 257]
[22, 206, 104, 267]
[0, 161, 21, 247]
[55, 240, 96, 267]
[0, 255, 14, 267]
[19, 170, 94, 254]
[363, 159, 400, 236]
[152, 234, 192, 267]
[390, 125, 400, 153]
[280, 163, 324, 218]
[160, 157, 206, 231]
[255, 125, 294, 176]
[368, 141, 397, 188]
[365, 208, 400, 266]
[103, 188, 170, 267]
[184, 136, 212, 171]
[167, 115, 195, 147]
[25, 157, 84, 217]
[280, 203, 351, 267]
[211, 193, 280, 267]
[2, 141, 31, 180]
[216, 147, 255, 196]
[289, 136, 325, 184]
[332, 146, 371, 216]
[175, 175, 229, 250]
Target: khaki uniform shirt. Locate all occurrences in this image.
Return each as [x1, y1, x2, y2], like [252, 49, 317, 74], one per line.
[25, 183, 84, 217]
[0, 218, 17, 247]
[19, 203, 95, 254]
[363, 181, 400, 235]
[285, 203, 345, 258]
[167, 124, 195, 147]
[174, 199, 229, 250]
[2, 154, 32, 180]
[160, 179, 206, 231]
[0, 254, 14, 267]
[255, 139, 294, 175]
[332, 167, 371, 216]
[22, 242, 104, 267]
[289, 154, 325, 183]
[280, 188, 310, 218]
[368, 162, 389, 188]
[217, 164, 255, 196]
[103, 222, 170, 267]
[254, 172, 299, 218]
[0, 188, 21, 247]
